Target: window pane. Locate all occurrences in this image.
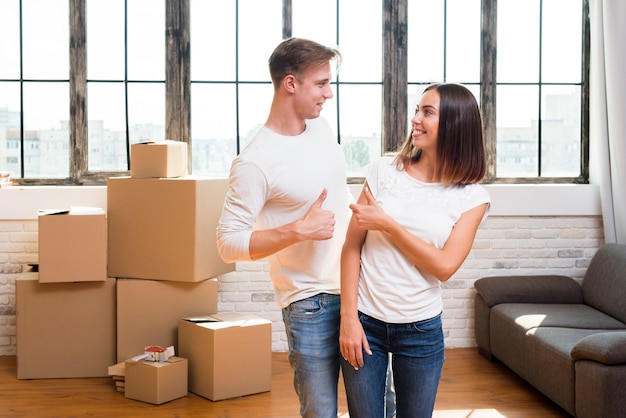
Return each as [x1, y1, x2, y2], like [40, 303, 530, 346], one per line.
[127, 0, 165, 80]
[23, 83, 69, 131]
[542, 0, 582, 83]
[238, 83, 274, 150]
[0, 83, 20, 129]
[22, 0, 69, 80]
[541, 85, 581, 177]
[87, 83, 127, 171]
[190, 0, 236, 81]
[191, 83, 238, 176]
[238, 0, 282, 81]
[408, 0, 444, 82]
[87, 0, 125, 80]
[496, 85, 539, 177]
[498, 0, 540, 83]
[293, 0, 337, 48]
[339, 85, 382, 176]
[446, 0, 481, 83]
[0, 83, 21, 176]
[23, 82, 70, 178]
[127, 83, 165, 142]
[0, 1, 20, 79]
[337, 0, 382, 81]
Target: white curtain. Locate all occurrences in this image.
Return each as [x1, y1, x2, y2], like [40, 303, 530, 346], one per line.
[589, 0, 626, 244]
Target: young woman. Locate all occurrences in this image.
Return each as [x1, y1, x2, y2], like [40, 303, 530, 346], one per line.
[340, 83, 491, 418]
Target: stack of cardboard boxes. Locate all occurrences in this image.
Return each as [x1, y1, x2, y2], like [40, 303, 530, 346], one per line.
[16, 140, 272, 405]
[17, 206, 115, 380]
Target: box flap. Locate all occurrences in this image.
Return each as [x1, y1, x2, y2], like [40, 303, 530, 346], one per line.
[182, 313, 271, 330]
[38, 206, 105, 216]
[37, 209, 70, 216]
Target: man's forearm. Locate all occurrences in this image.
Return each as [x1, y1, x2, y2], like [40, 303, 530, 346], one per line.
[248, 222, 302, 260]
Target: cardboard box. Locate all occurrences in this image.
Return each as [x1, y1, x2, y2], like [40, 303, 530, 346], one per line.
[38, 208, 107, 283]
[108, 361, 126, 377]
[107, 176, 235, 282]
[16, 273, 116, 379]
[116, 278, 218, 362]
[130, 140, 188, 178]
[178, 313, 272, 401]
[124, 357, 188, 404]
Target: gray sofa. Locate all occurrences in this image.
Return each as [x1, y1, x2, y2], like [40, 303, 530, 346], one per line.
[474, 243, 626, 418]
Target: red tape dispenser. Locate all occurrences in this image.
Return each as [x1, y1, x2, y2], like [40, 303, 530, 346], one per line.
[130, 345, 175, 362]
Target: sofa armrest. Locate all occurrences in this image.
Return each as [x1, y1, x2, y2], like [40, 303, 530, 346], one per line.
[571, 332, 626, 365]
[474, 275, 583, 307]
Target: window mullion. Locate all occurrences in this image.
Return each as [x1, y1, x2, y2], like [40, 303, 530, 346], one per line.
[70, 0, 87, 182]
[580, 0, 590, 181]
[481, 0, 497, 182]
[165, 0, 190, 145]
[382, 0, 407, 154]
[283, 0, 292, 38]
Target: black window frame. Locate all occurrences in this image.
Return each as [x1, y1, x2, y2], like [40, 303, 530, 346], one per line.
[4, 0, 589, 185]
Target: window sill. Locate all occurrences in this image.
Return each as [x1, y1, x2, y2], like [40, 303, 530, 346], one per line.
[350, 183, 600, 216]
[0, 183, 601, 220]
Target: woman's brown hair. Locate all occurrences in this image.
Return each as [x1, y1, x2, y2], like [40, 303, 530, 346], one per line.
[395, 83, 486, 185]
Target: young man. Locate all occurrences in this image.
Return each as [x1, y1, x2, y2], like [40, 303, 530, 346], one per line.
[216, 37, 351, 418]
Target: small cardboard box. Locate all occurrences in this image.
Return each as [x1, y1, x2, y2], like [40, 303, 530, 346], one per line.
[38, 208, 107, 283]
[16, 273, 116, 379]
[107, 176, 235, 282]
[130, 140, 188, 178]
[178, 313, 272, 401]
[124, 357, 188, 404]
[116, 278, 218, 362]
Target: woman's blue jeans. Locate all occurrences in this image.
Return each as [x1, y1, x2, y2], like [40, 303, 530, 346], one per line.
[341, 312, 445, 418]
[282, 293, 341, 418]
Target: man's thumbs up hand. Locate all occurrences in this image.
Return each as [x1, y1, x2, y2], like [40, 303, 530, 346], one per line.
[299, 189, 335, 241]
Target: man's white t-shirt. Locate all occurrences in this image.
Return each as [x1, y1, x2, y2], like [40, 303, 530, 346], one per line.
[216, 117, 352, 308]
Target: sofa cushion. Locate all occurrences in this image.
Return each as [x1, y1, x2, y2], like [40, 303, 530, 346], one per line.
[475, 275, 583, 307]
[582, 243, 626, 323]
[571, 331, 626, 365]
[491, 303, 626, 332]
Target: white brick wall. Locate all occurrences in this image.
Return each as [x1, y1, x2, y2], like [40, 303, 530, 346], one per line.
[0, 216, 604, 355]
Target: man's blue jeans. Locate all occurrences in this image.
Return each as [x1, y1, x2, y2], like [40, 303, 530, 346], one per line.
[341, 312, 445, 418]
[282, 293, 341, 418]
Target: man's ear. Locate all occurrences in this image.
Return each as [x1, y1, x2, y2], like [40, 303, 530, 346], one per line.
[283, 75, 297, 93]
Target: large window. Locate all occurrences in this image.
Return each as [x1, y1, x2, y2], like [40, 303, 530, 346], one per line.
[1, 0, 70, 179]
[189, 0, 383, 178]
[496, 0, 584, 180]
[0, 0, 589, 185]
[86, 0, 166, 173]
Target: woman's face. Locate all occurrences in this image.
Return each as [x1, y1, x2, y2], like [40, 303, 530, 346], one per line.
[410, 89, 440, 153]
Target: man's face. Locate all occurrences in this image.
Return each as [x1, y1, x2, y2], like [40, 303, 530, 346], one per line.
[293, 62, 334, 120]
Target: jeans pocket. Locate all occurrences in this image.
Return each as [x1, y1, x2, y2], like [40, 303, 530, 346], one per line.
[411, 313, 442, 335]
[287, 297, 323, 318]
